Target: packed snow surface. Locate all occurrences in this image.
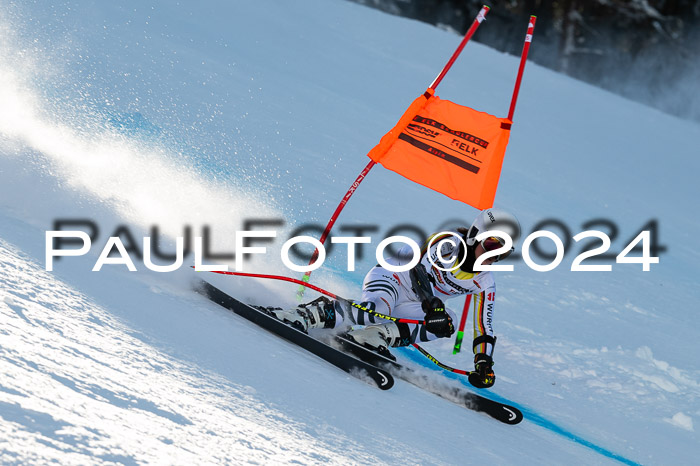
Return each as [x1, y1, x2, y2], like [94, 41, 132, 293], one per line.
[1, 0, 698, 464]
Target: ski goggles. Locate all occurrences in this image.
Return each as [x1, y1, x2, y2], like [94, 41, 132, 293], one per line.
[480, 236, 514, 262]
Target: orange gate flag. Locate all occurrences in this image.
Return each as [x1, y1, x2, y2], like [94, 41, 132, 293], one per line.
[367, 88, 512, 210]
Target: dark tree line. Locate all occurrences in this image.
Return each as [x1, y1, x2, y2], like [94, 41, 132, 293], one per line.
[348, 0, 700, 121]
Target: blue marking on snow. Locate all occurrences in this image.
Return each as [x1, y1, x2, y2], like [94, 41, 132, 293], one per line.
[399, 347, 642, 466]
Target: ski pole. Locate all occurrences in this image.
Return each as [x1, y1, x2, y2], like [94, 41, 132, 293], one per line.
[412, 343, 475, 377]
[200, 269, 425, 325]
[408, 265, 477, 373]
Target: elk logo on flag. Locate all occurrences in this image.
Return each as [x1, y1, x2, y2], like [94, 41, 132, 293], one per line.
[368, 89, 512, 210]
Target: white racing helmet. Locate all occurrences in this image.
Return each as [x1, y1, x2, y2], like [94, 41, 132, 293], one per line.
[466, 207, 521, 250]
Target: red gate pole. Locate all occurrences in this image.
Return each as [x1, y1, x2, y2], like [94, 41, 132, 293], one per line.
[296, 6, 491, 300]
[295, 160, 375, 299]
[452, 294, 473, 354]
[429, 5, 490, 91]
[507, 16, 537, 121]
[451, 17, 537, 352]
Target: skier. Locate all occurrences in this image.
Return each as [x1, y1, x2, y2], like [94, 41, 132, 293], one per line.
[273, 207, 520, 389]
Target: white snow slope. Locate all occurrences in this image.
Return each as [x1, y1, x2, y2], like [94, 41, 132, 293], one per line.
[1, 0, 699, 464]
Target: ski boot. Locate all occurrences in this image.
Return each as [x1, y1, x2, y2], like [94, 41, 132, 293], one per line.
[345, 321, 411, 361]
[270, 297, 336, 333]
[468, 353, 496, 388]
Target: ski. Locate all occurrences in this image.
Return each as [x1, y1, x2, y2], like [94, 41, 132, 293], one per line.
[332, 335, 523, 425]
[194, 278, 520, 423]
[194, 279, 394, 390]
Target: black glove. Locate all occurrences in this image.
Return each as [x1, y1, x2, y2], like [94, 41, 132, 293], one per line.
[421, 297, 455, 338]
[469, 353, 496, 388]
